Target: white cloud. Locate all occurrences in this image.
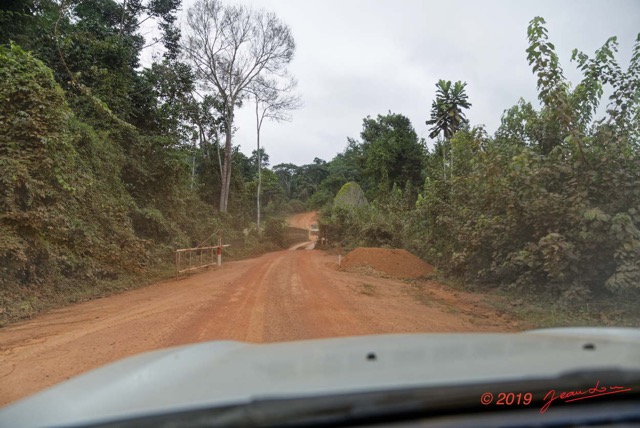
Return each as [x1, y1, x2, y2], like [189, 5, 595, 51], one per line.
[180, 0, 640, 165]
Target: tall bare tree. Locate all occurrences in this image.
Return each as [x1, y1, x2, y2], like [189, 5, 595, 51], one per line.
[251, 77, 301, 229]
[182, 0, 295, 212]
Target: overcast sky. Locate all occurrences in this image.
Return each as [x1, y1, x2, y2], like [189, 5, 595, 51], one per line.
[172, 0, 640, 166]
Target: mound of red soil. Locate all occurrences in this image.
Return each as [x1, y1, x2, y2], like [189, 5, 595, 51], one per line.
[342, 247, 434, 278]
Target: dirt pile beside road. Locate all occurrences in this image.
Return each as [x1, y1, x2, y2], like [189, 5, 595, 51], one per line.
[342, 247, 434, 278]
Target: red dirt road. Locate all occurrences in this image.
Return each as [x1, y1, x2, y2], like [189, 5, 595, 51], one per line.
[286, 211, 317, 230]
[0, 213, 516, 406]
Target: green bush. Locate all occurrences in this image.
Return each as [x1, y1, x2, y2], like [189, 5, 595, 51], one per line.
[318, 184, 417, 249]
[334, 181, 368, 208]
[263, 217, 287, 248]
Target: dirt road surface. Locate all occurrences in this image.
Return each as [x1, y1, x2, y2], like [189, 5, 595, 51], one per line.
[0, 212, 517, 406]
[286, 211, 318, 249]
[286, 211, 317, 231]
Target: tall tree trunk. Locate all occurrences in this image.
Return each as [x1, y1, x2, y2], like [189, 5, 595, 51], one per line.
[191, 137, 197, 190]
[191, 155, 196, 190]
[119, 0, 127, 36]
[256, 100, 262, 230]
[225, 147, 232, 210]
[443, 147, 447, 181]
[450, 142, 454, 177]
[219, 158, 228, 212]
[219, 115, 233, 213]
[257, 144, 262, 230]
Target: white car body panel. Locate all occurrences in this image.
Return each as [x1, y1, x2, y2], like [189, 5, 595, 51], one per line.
[1, 328, 639, 427]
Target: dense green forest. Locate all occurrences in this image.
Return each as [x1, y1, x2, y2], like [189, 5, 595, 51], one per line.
[1, 0, 639, 325]
[317, 19, 640, 310]
[0, 0, 303, 323]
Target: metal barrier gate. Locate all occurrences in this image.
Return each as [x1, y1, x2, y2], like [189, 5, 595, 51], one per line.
[175, 230, 230, 278]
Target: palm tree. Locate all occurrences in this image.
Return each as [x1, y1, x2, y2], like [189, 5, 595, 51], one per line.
[425, 80, 472, 178]
[426, 80, 472, 139]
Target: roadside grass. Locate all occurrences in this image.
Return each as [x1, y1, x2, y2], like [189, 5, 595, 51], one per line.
[484, 288, 640, 329]
[407, 282, 435, 307]
[403, 272, 462, 309]
[225, 243, 283, 260]
[0, 261, 175, 327]
[445, 305, 460, 315]
[0, 240, 285, 328]
[405, 272, 640, 330]
[414, 271, 467, 291]
[359, 283, 376, 296]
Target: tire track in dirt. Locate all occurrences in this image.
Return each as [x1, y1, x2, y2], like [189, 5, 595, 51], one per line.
[167, 251, 287, 344]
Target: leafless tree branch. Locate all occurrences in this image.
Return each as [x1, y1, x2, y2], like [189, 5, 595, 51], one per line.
[182, 0, 297, 213]
[247, 74, 301, 228]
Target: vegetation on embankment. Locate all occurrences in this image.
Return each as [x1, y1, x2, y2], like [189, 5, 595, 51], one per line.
[0, 43, 286, 325]
[0, 0, 296, 326]
[314, 19, 640, 325]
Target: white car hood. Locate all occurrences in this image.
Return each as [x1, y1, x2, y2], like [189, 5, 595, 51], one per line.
[1, 328, 640, 427]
